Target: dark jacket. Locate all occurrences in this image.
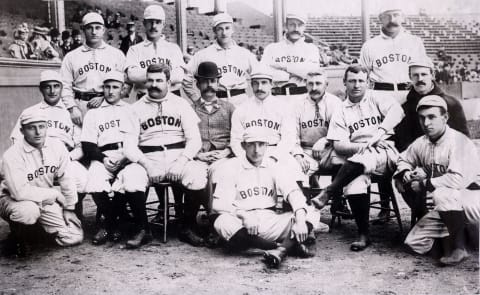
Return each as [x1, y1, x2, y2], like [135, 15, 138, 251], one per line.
[120, 33, 143, 55]
[393, 81, 470, 152]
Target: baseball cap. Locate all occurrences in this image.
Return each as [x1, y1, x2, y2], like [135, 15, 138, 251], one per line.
[212, 13, 233, 27]
[33, 26, 49, 35]
[250, 65, 273, 80]
[144, 5, 165, 20]
[40, 70, 62, 84]
[195, 62, 221, 79]
[416, 95, 448, 112]
[103, 71, 125, 83]
[19, 108, 48, 126]
[286, 13, 307, 24]
[243, 127, 270, 143]
[82, 12, 105, 26]
[409, 56, 434, 69]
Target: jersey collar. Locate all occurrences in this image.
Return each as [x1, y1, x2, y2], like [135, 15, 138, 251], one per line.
[39, 100, 66, 109]
[213, 40, 237, 50]
[22, 137, 49, 153]
[241, 156, 269, 169]
[344, 90, 370, 107]
[380, 29, 406, 40]
[143, 35, 166, 47]
[81, 41, 108, 52]
[99, 99, 127, 108]
[284, 35, 306, 45]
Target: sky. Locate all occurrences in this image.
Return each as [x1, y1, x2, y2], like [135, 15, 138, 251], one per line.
[189, 0, 480, 16]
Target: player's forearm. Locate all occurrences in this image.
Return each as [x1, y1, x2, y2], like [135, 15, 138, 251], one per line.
[57, 175, 78, 210]
[286, 190, 308, 213]
[333, 140, 364, 156]
[183, 134, 202, 160]
[126, 66, 146, 84]
[379, 104, 405, 132]
[286, 62, 318, 79]
[430, 173, 465, 190]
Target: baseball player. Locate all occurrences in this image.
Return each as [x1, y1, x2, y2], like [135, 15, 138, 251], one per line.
[80, 71, 133, 245]
[117, 63, 207, 248]
[393, 57, 469, 152]
[125, 5, 185, 99]
[261, 13, 319, 106]
[10, 70, 88, 215]
[311, 65, 405, 251]
[60, 12, 126, 126]
[0, 110, 83, 256]
[212, 127, 320, 268]
[230, 66, 305, 184]
[183, 13, 258, 107]
[394, 95, 480, 266]
[359, 7, 427, 105]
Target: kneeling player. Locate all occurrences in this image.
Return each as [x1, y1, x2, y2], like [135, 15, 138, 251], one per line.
[212, 128, 320, 268]
[0, 110, 83, 256]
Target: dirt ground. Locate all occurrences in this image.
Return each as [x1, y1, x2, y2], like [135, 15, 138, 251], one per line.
[0, 192, 478, 295]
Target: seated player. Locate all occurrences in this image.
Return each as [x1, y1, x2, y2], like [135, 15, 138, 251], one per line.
[212, 127, 320, 268]
[10, 70, 88, 217]
[118, 64, 208, 248]
[311, 65, 405, 251]
[0, 110, 83, 256]
[394, 95, 480, 266]
[81, 71, 133, 245]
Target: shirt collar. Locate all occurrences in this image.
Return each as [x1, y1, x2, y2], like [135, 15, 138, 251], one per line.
[81, 41, 107, 52]
[39, 100, 66, 109]
[213, 40, 237, 50]
[284, 35, 306, 45]
[344, 90, 369, 107]
[22, 137, 48, 153]
[144, 93, 169, 104]
[241, 156, 269, 169]
[428, 126, 451, 145]
[143, 35, 166, 47]
[253, 94, 274, 105]
[100, 99, 127, 108]
[380, 29, 405, 40]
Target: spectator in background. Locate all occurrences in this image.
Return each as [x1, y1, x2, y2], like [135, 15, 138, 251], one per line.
[61, 31, 73, 55]
[71, 29, 83, 50]
[120, 21, 143, 55]
[256, 46, 264, 61]
[50, 28, 65, 59]
[29, 26, 60, 61]
[436, 63, 452, 84]
[318, 45, 331, 67]
[8, 23, 34, 59]
[330, 45, 353, 65]
[111, 13, 122, 29]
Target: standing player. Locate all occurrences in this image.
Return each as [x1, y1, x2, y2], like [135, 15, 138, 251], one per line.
[359, 7, 427, 105]
[125, 5, 185, 98]
[80, 71, 133, 245]
[394, 95, 480, 266]
[0, 110, 83, 256]
[10, 70, 88, 214]
[183, 13, 258, 106]
[118, 64, 207, 248]
[261, 13, 319, 105]
[212, 127, 320, 268]
[311, 65, 404, 251]
[60, 12, 126, 126]
[393, 57, 469, 152]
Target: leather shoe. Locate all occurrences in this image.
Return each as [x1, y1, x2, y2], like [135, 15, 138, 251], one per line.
[109, 229, 122, 243]
[311, 190, 329, 209]
[126, 229, 152, 249]
[92, 228, 109, 245]
[263, 246, 287, 268]
[295, 243, 315, 258]
[178, 228, 204, 247]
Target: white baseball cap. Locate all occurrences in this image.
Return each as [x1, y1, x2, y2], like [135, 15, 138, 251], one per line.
[243, 127, 270, 143]
[82, 12, 105, 26]
[144, 5, 165, 20]
[20, 108, 48, 125]
[40, 70, 62, 83]
[103, 71, 125, 83]
[286, 13, 307, 24]
[212, 13, 233, 27]
[409, 56, 434, 69]
[250, 65, 273, 80]
[416, 95, 448, 112]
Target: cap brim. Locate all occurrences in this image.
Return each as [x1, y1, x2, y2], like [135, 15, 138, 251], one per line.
[194, 74, 221, 79]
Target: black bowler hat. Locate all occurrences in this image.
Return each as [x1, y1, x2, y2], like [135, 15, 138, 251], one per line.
[195, 61, 221, 79]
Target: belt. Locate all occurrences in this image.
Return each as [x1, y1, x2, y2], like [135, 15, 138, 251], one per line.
[75, 91, 103, 101]
[139, 142, 186, 153]
[99, 142, 123, 152]
[217, 89, 246, 98]
[271, 86, 307, 96]
[137, 90, 180, 100]
[300, 141, 313, 148]
[373, 82, 410, 91]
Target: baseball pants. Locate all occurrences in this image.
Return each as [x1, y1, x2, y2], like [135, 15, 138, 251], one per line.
[405, 188, 480, 254]
[114, 149, 208, 193]
[0, 196, 84, 246]
[69, 160, 89, 194]
[298, 140, 344, 177]
[84, 149, 126, 193]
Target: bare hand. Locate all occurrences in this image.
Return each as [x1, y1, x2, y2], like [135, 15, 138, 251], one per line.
[63, 210, 81, 228]
[69, 106, 83, 126]
[411, 168, 427, 182]
[410, 180, 424, 193]
[145, 162, 163, 184]
[103, 157, 120, 173]
[87, 96, 104, 109]
[402, 171, 413, 184]
[295, 155, 310, 174]
[292, 220, 308, 243]
[361, 129, 385, 153]
[56, 193, 66, 207]
[166, 157, 188, 183]
[196, 152, 213, 163]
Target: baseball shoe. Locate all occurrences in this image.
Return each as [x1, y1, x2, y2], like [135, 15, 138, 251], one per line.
[330, 199, 353, 219]
[178, 228, 205, 247]
[439, 249, 470, 266]
[125, 229, 152, 249]
[350, 235, 371, 252]
[311, 190, 329, 209]
[295, 243, 315, 258]
[3, 234, 29, 258]
[92, 228, 109, 245]
[373, 209, 391, 225]
[263, 246, 287, 268]
[109, 229, 122, 243]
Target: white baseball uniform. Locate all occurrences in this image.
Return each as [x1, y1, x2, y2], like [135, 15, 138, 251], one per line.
[10, 101, 88, 193]
[117, 93, 207, 193]
[360, 30, 427, 104]
[395, 127, 480, 254]
[212, 156, 320, 241]
[60, 41, 126, 113]
[125, 37, 185, 94]
[261, 37, 319, 105]
[292, 92, 343, 175]
[0, 138, 83, 246]
[81, 99, 134, 193]
[327, 90, 405, 194]
[183, 41, 258, 106]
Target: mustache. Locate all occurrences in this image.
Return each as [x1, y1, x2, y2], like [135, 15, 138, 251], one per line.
[309, 90, 322, 95]
[255, 90, 266, 94]
[415, 81, 426, 86]
[149, 87, 162, 92]
[386, 22, 399, 28]
[201, 86, 216, 93]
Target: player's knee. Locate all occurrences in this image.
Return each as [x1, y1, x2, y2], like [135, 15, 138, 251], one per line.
[10, 202, 41, 225]
[181, 161, 208, 190]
